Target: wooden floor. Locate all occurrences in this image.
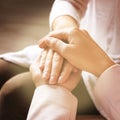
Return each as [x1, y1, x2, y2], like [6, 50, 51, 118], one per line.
[0, 0, 106, 120]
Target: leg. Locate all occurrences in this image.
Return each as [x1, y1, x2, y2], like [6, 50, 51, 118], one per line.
[0, 72, 35, 120]
[0, 59, 28, 89]
[72, 79, 99, 115]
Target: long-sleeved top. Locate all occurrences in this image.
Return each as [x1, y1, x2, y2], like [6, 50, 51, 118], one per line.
[27, 64, 120, 120]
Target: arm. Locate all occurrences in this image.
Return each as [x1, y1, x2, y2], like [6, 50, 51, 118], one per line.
[39, 0, 89, 84]
[27, 54, 81, 120]
[39, 28, 114, 77]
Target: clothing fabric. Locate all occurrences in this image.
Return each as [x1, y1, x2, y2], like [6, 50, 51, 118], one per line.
[27, 85, 78, 120]
[0, 45, 41, 68]
[94, 64, 120, 120]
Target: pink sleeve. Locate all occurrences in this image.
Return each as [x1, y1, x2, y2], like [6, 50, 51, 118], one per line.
[94, 64, 120, 120]
[27, 85, 78, 120]
[49, 0, 89, 28]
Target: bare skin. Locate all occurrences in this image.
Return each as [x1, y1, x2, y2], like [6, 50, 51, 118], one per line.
[30, 54, 81, 91]
[39, 28, 115, 77]
[39, 15, 79, 84]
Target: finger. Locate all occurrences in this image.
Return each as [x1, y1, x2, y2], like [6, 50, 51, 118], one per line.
[42, 49, 54, 81]
[49, 52, 64, 84]
[39, 49, 48, 70]
[39, 28, 72, 48]
[30, 64, 42, 86]
[39, 35, 49, 48]
[59, 71, 81, 91]
[48, 27, 75, 41]
[44, 37, 71, 59]
[58, 61, 73, 84]
[30, 55, 43, 87]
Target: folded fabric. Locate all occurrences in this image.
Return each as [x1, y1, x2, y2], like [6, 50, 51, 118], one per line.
[0, 45, 41, 68]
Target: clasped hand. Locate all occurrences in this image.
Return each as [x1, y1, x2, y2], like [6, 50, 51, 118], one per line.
[39, 28, 114, 77]
[30, 27, 114, 91]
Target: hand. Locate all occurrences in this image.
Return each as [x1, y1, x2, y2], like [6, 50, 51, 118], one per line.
[30, 54, 81, 91]
[39, 28, 115, 77]
[38, 37, 77, 85]
[38, 15, 79, 85]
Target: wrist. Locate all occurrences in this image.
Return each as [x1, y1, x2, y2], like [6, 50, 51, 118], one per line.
[52, 15, 79, 30]
[95, 58, 115, 77]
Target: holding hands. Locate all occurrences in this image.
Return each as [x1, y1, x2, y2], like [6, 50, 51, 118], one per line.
[30, 53, 81, 91]
[39, 28, 115, 77]
[37, 16, 79, 85]
[30, 27, 114, 90]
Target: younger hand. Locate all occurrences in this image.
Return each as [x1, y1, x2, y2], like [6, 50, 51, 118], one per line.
[39, 28, 114, 77]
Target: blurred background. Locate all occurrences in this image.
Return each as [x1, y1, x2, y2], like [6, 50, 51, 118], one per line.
[0, 0, 54, 53]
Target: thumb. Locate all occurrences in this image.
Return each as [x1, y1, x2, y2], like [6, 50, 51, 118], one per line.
[45, 37, 69, 58]
[30, 64, 42, 87]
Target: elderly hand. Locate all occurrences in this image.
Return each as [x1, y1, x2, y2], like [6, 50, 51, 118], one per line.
[38, 47, 77, 85]
[30, 54, 81, 91]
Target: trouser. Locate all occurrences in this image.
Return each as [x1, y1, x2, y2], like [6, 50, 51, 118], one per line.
[0, 59, 99, 120]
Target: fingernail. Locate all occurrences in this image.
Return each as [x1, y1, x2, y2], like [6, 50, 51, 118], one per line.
[58, 76, 64, 84]
[49, 76, 56, 84]
[42, 72, 49, 80]
[39, 65, 44, 71]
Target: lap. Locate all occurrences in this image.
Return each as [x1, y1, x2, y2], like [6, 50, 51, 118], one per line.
[0, 59, 28, 88]
[0, 61, 99, 120]
[72, 79, 99, 115]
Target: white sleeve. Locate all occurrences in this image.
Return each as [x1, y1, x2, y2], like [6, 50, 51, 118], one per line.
[27, 85, 78, 120]
[49, 0, 89, 28]
[93, 64, 120, 120]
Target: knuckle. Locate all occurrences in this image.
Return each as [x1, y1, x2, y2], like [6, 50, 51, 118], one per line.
[70, 27, 79, 34]
[54, 52, 63, 62]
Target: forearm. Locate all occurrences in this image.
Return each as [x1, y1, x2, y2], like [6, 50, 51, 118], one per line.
[49, 0, 90, 30]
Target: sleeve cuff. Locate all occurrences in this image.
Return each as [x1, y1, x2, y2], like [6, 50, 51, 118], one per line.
[27, 85, 78, 120]
[49, 0, 81, 29]
[94, 64, 120, 119]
